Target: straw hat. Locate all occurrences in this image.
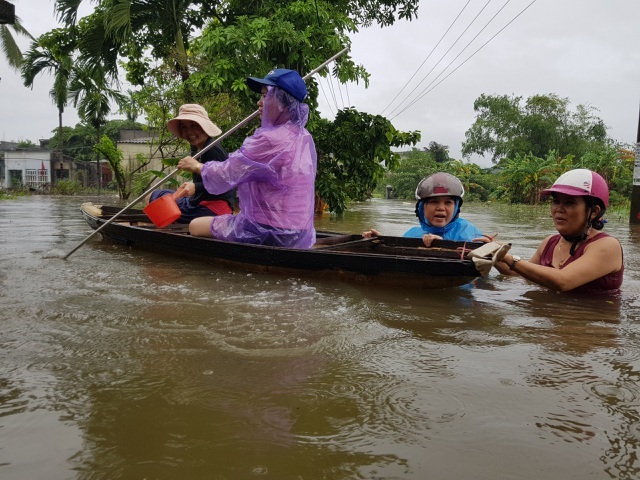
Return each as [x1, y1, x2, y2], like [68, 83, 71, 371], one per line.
[167, 104, 222, 138]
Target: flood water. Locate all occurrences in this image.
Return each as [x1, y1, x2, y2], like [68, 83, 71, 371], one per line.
[1, 195, 639, 480]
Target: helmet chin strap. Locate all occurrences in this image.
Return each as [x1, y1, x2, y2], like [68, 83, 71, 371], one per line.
[561, 204, 603, 256]
[562, 223, 590, 256]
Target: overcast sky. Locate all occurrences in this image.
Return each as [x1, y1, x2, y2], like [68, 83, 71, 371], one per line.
[2, 0, 639, 167]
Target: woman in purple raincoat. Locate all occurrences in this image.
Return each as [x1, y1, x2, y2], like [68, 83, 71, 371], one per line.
[177, 69, 317, 249]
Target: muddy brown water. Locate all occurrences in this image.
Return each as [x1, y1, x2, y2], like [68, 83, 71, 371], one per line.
[1, 195, 639, 480]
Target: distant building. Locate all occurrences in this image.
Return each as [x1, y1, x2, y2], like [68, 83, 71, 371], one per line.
[116, 129, 166, 173]
[0, 129, 170, 189]
[0, 143, 96, 189]
[2, 148, 51, 189]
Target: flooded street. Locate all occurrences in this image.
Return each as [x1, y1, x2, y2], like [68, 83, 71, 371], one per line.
[1, 195, 639, 479]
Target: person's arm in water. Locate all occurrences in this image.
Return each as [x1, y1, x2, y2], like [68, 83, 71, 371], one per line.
[494, 235, 623, 291]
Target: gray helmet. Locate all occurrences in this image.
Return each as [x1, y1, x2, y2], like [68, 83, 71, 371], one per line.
[415, 172, 465, 200]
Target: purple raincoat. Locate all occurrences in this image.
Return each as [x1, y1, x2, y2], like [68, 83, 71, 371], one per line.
[199, 87, 317, 248]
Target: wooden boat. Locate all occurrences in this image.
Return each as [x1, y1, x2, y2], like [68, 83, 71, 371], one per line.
[79, 203, 488, 289]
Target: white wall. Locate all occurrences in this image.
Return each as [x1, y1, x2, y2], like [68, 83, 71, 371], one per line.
[3, 150, 52, 188]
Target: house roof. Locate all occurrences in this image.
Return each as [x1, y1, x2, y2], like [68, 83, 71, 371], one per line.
[117, 137, 155, 144]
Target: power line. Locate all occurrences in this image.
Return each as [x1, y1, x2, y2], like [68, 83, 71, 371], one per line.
[391, 0, 538, 120]
[387, 0, 501, 119]
[345, 81, 351, 108]
[381, 0, 473, 116]
[318, 77, 335, 117]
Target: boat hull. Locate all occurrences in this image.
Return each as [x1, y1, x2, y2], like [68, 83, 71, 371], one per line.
[80, 204, 484, 289]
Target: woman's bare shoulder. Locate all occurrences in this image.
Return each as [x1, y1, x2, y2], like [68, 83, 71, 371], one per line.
[589, 233, 622, 250]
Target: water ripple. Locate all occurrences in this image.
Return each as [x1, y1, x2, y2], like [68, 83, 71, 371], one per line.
[535, 408, 597, 443]
[582, 380, 640, 406]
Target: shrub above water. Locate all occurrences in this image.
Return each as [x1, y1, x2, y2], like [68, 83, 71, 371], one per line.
[53, 179, 83, 195]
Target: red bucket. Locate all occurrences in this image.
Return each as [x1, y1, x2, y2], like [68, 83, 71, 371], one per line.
[143, 192, 181, 228]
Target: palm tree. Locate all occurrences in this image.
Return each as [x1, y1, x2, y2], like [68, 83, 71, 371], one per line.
[55, 0, 198, 83]
[21, 28, 76, 159]
[0, 15, 33, 70]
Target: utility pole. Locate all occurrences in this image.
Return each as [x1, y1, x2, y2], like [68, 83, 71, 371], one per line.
[630, 104, 640, 224]
[0, 1, 16, 24]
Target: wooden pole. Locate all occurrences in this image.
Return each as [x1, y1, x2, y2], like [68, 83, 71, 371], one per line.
[629, 104, 640, 224]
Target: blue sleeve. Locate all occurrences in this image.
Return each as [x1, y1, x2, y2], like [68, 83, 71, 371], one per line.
[403, 226, 425, 238]
[443, 218, 483, 241]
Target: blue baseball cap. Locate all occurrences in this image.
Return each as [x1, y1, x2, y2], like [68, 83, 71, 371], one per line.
[246, 68, 307, 102]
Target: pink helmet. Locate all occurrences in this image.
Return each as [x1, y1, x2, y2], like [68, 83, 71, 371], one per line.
[539, 169, 609, 208]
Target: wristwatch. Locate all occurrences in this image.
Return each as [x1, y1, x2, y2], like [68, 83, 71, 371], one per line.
[508, 255, 521, 270]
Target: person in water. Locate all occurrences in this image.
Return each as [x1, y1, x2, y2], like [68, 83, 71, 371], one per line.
[145, 104, 235, 222]
[494, 168, 623, 293]
[363, 172, 489, 246]
[177, 69, 317, 249]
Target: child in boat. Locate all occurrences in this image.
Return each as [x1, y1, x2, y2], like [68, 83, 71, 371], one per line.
[363, 172, 490, 247]
[177, 69, 317, 249]
[493, 168, 623, 293]
[145, 104, 236, 222]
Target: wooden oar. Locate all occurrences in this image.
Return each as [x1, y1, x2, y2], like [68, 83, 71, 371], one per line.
[63, 47, 350, 260]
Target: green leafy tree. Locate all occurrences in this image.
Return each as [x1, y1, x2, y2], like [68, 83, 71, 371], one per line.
[492, 144, 632, 207]
[94, 134, 129, 199]
[577, 144, 633, 204]
[0, 15, 33, 70]
[425, 141, 450, 164]
[442, 159, 486, 200]
[313, 108, 420, 213]
[462, 94, 612, 163]
[188, 0, 367, 110]
[498, 151, 570, 204]
[384, 148, 436, 199]
[52, 0, 422, 205]
[48, 124, 97, 162]
[54, 0, 418, 90]
[48, 119, 142, 164]
[16, 139, 37, 148]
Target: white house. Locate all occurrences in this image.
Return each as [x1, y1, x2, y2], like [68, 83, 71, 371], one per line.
[2, 149, 52, 189]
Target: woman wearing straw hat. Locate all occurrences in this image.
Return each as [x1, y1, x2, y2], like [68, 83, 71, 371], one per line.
[493, 168, 623, 293]
[177, 69, 317, 249]
[145, 104, 236, 221]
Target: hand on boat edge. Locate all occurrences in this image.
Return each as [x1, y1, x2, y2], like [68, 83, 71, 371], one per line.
[362, 228, 381, 239]
[422, 234, 443, 247]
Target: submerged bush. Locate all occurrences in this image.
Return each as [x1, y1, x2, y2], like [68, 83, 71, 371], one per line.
[53, 179, 83, 195]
